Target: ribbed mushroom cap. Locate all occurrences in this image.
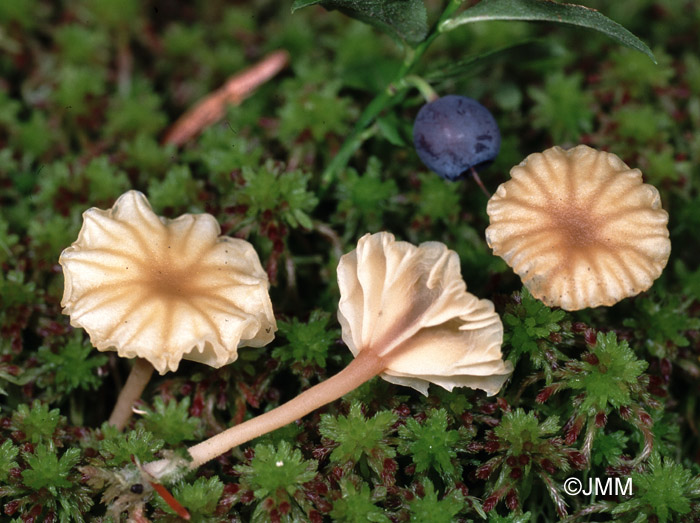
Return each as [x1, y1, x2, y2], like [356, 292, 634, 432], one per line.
[337, 232, 512, 396]
[59, 190, 276, 374]
[486, 145, 671, 311]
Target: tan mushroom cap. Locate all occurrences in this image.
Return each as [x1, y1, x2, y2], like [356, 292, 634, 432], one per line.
[59, 190, 276, 374]
[337, 232, 512, 396]
[485, 145, 671, 311]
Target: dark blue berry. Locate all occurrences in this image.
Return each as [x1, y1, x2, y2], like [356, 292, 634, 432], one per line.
[413, 95, 501, 181]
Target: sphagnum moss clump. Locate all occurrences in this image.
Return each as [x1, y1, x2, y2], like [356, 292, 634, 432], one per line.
[1, 1, 700, 521]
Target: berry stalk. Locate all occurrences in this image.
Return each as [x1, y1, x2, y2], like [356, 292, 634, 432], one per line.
[321, 0, 463, 184]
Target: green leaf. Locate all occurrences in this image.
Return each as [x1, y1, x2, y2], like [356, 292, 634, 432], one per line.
[376, 114, 406, 146]
[440, 0, 655, 63]
[424, 39, 542, 82]
[292, 0, 428, 46]
[291, 0, 318, 9]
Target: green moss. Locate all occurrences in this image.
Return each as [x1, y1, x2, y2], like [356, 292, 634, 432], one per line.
[408, 480, 464, 523]
[37, 332, 107, 394]
[274, 309, 340, 368]
[21, 444, 80, 493]
[320, 401, 397, 470]
[1, 1, 699, 520]
[335, 156, 399, 232]
[0, 440, 19, 482]
[614, 104, 672, 144]
[137, 397, 202, 445]
[415, 174, 461, 223]
[398, 409, 461, 479]
[613, 453, 700, 522]
[236, 440, 317, 505]
[11, 402, 63, 446]
[568, 332, 648, 414]
[98, 425, 165, 467]
[278, 79, 354, 141]
[155, 476, 225, 518]
[590, 430, 628, 467]
[104, 79, 168, 138]
[528, 72, 594, 142]
[238, 161, 318, 229]
[330, 479, 391, 523]
[147, 165, 201, 213]
[503, 287, 568, 382]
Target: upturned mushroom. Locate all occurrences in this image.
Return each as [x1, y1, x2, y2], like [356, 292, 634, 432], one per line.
[146, 232, 512, 472]
[59, 190, 276, 429]
[485, 145, 671, 311]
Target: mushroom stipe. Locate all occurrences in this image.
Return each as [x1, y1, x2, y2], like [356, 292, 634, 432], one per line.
[59, 190, 276, 429]
[145, 232, 512, 474]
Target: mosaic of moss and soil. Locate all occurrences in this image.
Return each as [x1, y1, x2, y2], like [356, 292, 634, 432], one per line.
[1, 0, 700, 521]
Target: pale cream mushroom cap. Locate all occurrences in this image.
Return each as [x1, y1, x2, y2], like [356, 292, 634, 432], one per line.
[486, 145, 671, 311]
[337, 232, 512, 396]
[59, 190, 276, 374]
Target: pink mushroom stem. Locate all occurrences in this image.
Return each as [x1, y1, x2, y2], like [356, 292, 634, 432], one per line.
[185, 350, 385, 469]
[108, 358, 156, 430]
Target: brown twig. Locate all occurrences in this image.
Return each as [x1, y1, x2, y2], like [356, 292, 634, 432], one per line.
[162, 50, 290, 147]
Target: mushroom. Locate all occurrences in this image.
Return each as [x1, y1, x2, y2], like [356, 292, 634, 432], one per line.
[59, 190, 276, 429]
[485, 145, 671, 311]
[146, 232, 512, 472]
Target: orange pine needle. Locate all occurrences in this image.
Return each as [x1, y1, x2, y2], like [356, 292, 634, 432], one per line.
[163, 50, 289, 147]
[150, 481, 191, 520]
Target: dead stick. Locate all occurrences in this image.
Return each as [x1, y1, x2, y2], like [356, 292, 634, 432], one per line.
[163, 50, 290, 147]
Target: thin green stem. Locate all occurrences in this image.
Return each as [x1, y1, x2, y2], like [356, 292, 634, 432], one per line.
[400, 75, 439, 103]
[321, 0, 464, 185]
